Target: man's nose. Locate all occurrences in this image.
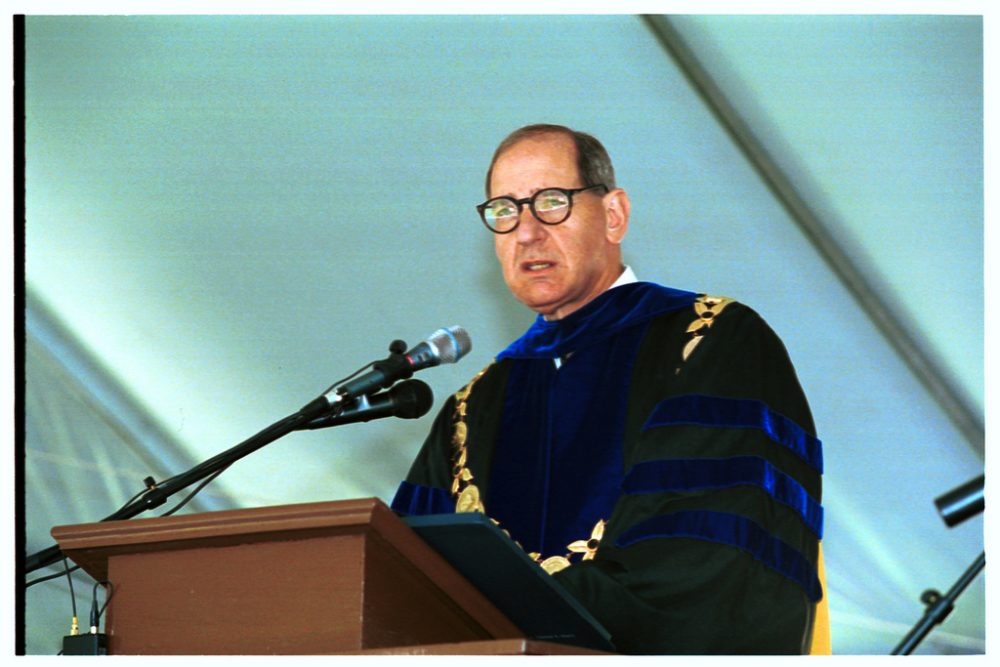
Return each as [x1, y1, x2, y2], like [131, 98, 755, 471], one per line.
[515, 206, 546, 244]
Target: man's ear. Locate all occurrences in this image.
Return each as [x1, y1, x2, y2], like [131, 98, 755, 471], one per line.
[604, 188, 630, 244]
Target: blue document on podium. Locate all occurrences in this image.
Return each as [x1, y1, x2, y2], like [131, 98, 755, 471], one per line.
[404, 512, 614, 652]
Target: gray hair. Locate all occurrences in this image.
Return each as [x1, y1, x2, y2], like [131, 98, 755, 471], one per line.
[484, 123, 617, 196]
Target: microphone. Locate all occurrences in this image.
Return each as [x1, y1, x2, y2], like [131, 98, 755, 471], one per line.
[935, 474, 984, 527]
[333, 326, 471, 402]
[300, 379, 433, 430]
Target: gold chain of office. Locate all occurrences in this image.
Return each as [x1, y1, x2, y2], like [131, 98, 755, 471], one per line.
[447, 294, 732, 573]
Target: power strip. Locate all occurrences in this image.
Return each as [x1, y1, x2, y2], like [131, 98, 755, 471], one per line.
[62, 634, 108, 655]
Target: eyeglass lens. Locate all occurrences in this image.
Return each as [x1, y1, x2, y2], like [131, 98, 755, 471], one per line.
[483, 188, 572, 231]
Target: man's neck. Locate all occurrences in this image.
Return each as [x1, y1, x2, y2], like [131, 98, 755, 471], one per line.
[610, 264, 637, 290]
[543, 265, 637, 324]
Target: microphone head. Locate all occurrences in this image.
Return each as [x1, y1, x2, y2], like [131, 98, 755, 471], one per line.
[390, 379, 434, 419]
[427, 326, 471, 364]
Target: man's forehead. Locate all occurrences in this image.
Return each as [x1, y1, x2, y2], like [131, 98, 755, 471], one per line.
[499, 132, 575, 160]
[490, 134, 580, 191]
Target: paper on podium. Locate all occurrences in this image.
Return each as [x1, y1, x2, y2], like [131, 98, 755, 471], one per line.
[404, 512, 614, 652]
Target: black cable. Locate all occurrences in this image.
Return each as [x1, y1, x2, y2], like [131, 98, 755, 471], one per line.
[142, 413, 304, 497]
[119, 485, 149, 509]
[88, 583, 100, 632]
[102, 412, 302, 523]
[97, 581, 114, 620]
[318, 360, 376, 399]
[90, 580, 112, 632]
[25, 563, 81, 589]
[63, 558, 76, 618]
[25, 480, 161, 589]
[63, 558, 79, 636]
[25, 483, 150, 589]
[159, 465, 229, 517]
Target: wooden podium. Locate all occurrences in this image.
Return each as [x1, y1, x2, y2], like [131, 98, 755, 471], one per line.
[52, 498, 596, 655]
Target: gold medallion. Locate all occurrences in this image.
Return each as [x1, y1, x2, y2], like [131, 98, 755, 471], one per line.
[452, 421, 467, 447]
[540, 556, 572, 574]
[456, 484, 483, 513]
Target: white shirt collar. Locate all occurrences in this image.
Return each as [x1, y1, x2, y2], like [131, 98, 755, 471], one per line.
[610, 265, 638, 290]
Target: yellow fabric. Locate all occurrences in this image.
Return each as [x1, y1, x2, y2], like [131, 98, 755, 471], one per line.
[809, 542, 831, 654]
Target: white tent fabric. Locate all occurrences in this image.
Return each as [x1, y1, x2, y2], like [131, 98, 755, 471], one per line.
[23, 290, 235, 651]
[20, 14, 985, 655]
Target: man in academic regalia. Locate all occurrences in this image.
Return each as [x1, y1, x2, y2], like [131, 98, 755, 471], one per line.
[391, 124, 827, 654]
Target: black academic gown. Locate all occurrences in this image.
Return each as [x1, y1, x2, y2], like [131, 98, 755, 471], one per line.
[392, 282, 823, 654]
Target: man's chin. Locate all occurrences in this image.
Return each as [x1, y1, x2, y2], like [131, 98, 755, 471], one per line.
[519, 294, 572, 321]
[515, 292, 563, 320]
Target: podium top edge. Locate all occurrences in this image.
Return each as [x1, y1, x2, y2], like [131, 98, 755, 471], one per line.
[51, 497, 393, 554]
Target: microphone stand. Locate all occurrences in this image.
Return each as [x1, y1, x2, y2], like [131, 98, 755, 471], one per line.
[891, 551, 985, 655]
[24, 405, 322, 575]
[24, 335, 439, 576]
[890, 474, 986, 655]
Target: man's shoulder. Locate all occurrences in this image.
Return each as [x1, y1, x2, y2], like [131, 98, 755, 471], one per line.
[639, 290, 782, 364]
[632, 282, 756, 321]
[642, 289, 748, 326]
[449, 357, 513, 403]
[648, 289, 776, 327]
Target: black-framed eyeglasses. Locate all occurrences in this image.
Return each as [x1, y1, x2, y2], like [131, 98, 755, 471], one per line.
[476, 184, 608, 234]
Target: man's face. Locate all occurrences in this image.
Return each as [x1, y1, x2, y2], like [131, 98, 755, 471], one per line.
[489, 133, 627, 320]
